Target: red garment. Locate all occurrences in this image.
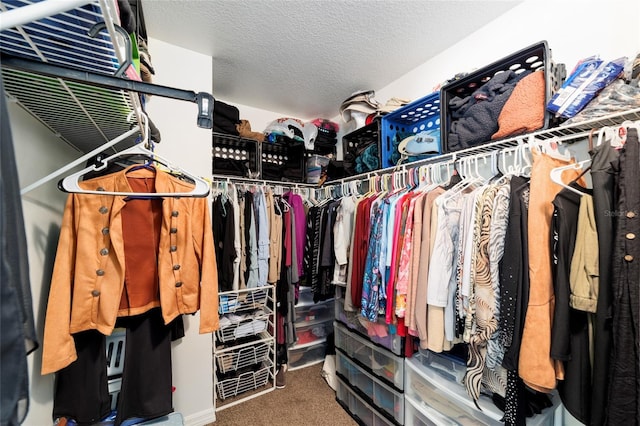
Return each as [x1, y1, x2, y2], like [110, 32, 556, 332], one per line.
[119, 176, 163, 313]
[350, 195, 375, 308]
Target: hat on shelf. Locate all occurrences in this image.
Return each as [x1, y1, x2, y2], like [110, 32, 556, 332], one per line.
[398, 129, 441, 156]
[339, 90, 381, 124]
[379, 97, 411, 113]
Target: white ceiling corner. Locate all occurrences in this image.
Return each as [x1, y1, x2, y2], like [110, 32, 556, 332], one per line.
[142, 0, 522, 120]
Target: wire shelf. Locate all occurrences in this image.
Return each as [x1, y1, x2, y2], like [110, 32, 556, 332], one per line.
[0, 0, 139, 152]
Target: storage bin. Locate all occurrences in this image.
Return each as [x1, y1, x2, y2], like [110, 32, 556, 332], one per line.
[295, 301, 334, 324]
[261, 137, 305, 182]
[380, 92, 441, 168]
[405, 356, 559, 426]
[334, 321, 404, 389]
[294, 319, 333, 346]
[106, 328, 126, 377]
[336, 376, 396, 426]
[416, 348, 466, 385]
[342, 121, 381, 176]
[219, 288, 270, 314]
[212, 132, 259, 178]
[216, 308, 272, 343]
[334, 290, 403, 356]
[296, 285, 318, 306]
[305, 153, 330, 184]
[336, 351, 404, 424]
[440, 40, 566, 153]
[404, 394, 453, 426]
[215, 362, 272, 400]
[215, 334, 273, 374]
[288, 341, 327, 370]
[108, 377, 121, 411]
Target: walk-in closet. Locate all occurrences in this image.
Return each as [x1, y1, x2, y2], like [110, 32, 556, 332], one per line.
[2, 1, 639, 426]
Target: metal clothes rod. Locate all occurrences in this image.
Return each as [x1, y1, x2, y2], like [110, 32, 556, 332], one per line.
[1, 53, 215, 128]
[211, 174, 317, 189]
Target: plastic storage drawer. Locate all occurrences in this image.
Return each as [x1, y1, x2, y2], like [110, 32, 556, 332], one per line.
[336, 376, 395, 426]
[295, 318, 333, 346]
[288, 341, 326, 370]
[334, 321, 403, 389]
[334, 289, 403, 356]
[415, 348, 466, 385]
[106, 328, 126, 377]
[295, 301, 334, 324]
[405, 357, 502, 425]
[404, 394, 451, 426]
[380, 92, 441, 168]
[336, 351, 404, 424]
[406, 356, 560, 426]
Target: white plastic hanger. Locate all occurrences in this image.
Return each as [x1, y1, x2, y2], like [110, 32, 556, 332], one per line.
[59, 112, 210, 198]
[549, 159, 591, 196]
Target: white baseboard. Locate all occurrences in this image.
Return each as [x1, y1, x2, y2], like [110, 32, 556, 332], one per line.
[183, 408, 216, 426]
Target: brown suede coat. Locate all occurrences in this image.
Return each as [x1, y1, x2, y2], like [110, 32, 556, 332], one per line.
[41, 167, 219, 375]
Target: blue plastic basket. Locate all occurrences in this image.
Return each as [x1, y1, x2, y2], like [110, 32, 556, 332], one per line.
[380, 92, 441, 168]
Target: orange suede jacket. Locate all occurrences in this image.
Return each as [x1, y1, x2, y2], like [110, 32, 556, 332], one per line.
[41, 167, 218, 375]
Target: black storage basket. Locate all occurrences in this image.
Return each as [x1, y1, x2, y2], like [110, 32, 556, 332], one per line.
[342, 121, 382, 176]
[440, 40, 566, 153]
[261, 136, 305, 182]
[212, 133, 259, 177]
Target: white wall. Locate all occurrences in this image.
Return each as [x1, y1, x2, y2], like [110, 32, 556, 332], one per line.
[375, 0, 640, 104]
[145, 37, 216, 426]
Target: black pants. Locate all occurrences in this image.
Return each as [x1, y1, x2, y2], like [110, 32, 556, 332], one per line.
[53, 308, 173, 426]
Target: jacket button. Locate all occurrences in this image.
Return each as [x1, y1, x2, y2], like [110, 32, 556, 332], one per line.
[96, 269, 105, 276]
[624, 254, 634, 262]
[99, 206, 108, 214]
[173, 264, 181, 270]
[100, 248, 109, 256]
[627, 211, 636, 219]
[171, 211, 179, 217]
[102, 227, 110, 235]
[175, 281, 183, 288]
[96, 187, 105, 192]
[626, 233, 636, 240]
[170, 227, 178, 234]
[170, 245, 177, 252]
[91, 290, 100, 297]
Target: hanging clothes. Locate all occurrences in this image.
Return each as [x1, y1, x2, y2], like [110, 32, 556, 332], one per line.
[607, 127, 640, 425]
[518, 149, 583, 393]
[549, 184, 592, 424]
[212, 194, 236, 292]
[589, 140, 619, 425]
[41, 167, 219, 375]
[0, 74, 38, 425]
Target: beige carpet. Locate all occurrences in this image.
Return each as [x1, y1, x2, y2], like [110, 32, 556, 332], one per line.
[211, 363, 357, 426]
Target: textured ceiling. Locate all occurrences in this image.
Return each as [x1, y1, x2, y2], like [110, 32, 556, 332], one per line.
[142, 0, 521, 119]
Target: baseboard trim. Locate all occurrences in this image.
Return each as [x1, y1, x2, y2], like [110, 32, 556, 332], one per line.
[183, 408, 216, 426]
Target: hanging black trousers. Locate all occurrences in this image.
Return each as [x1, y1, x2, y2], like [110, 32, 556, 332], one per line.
[53, 308, 173, 426]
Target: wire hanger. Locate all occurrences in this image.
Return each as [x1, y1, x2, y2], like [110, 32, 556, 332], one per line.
[58, 112, 210, 198]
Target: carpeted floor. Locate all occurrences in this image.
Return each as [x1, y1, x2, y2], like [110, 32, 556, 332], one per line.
[211, 363, 357, 426]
